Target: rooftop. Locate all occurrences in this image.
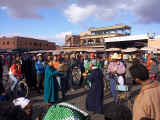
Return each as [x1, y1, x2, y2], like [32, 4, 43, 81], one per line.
[0, 36, 55, 43]
[88, 24, 131, 32]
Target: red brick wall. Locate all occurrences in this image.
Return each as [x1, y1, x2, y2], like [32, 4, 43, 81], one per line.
[0, 37, 17, 49]
[0, 36, 56, 50]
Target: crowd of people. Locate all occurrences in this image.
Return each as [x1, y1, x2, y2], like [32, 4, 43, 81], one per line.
[0, 51, 160, 120]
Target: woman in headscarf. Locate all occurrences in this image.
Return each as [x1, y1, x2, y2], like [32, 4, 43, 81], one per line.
[86, 60, 104, 114]
[44, 59, 61, 106]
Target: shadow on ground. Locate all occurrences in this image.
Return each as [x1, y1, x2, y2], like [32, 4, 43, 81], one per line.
[65, 90, 88, 101]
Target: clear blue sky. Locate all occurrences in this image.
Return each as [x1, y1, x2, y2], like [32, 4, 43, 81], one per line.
[0, 0, 160, 45]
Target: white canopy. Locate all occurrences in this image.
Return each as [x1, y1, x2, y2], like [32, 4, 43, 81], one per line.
[105, 34, 149, 43]
[52, 50, 63, 55]
[86, 49, 96, 52]
[140, 47, 157, 51]
[105, 48, 121, 52]
[121, 48, 138, 52]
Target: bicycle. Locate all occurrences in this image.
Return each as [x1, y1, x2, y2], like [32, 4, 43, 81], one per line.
[8, 75, 30, 99]
[14, 76, 29, 98]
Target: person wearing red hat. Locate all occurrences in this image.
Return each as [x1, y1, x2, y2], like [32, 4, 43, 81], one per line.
[90, 53, 95, 59]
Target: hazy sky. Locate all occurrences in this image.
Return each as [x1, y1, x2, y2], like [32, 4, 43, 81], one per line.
[0, 0, 160, 45]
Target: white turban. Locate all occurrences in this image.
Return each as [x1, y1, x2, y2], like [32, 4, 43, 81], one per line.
[13, 97, 30, 109]
[37, 53, 42, 57]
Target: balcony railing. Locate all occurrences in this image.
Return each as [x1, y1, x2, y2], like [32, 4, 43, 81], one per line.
[64, 43, 104, 47]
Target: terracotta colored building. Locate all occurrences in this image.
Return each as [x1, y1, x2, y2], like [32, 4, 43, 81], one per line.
[148, 37, 160, 49]
[63, 24, 131, 51]
[0, 36, 56, 50]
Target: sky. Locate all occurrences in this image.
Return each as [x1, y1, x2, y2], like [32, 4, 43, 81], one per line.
[0, 0, 160, 45]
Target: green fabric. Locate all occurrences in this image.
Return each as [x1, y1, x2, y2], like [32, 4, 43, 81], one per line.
[43, 104, 87, 120]
[84, 60, 102, 70]
[86, 73, 91, 87]
[96, 61, 102, 70]
[84, 60, 91, 71]
[44, 65, 60, 102]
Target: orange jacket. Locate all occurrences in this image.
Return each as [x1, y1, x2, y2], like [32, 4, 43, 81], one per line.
[10, 64, 22, 76]
[52, 61, 60, 70]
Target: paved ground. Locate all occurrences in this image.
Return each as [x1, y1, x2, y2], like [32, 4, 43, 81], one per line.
[3, 65, 140, 120]
[31, 85, 140, 120]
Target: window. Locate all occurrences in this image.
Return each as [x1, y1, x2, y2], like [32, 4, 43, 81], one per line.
[96, 38, 100, 43]
[7, 41, 9, 45]
[82, 40, 86, 45]
[88, 39, 94, 45]
[34, 42, 37, 46]
[3, 42, 5, 45]
[30, 42, 32, 46]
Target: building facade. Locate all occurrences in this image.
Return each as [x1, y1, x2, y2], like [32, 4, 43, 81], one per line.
[148, 36, 160, 49]
[104, 34, 149, 49]
[0, 36, 56, 51]
[63, 24, 131, 51]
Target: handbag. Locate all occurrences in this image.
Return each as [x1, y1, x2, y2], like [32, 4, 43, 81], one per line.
[116, 85, 128, 91]
[117, 76, 124, 85]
